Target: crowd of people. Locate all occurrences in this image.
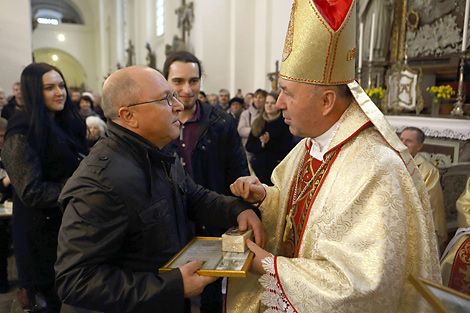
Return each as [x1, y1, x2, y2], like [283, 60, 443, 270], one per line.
[0, 55, 292, 312]
[0, 0, 467, 312]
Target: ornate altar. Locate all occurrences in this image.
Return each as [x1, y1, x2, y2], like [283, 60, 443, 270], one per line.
[362, 0, 470, 115]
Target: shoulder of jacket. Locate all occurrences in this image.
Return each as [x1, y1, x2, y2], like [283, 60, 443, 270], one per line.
[82, 140, 124, 173]
[203, 104, 233, 125]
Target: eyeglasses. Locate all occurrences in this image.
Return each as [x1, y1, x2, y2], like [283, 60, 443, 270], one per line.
[126, 91, 179, 108]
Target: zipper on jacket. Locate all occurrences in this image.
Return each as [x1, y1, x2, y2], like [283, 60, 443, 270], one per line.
[196, 114, 221, 148]
[161, 160, 174, 192]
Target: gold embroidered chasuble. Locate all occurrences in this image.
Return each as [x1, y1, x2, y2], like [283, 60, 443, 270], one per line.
[225, 102, 441, 313]
[440, 178, 470, 295]
[414, 154, 448, 247]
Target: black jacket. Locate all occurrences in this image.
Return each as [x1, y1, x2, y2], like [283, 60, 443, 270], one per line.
[1, 96, 20, 120]
[246, 115, 292, 185]
[1, 109, 87, 288]
[174, 101, 249, 196]
[55, 121, 253, 313]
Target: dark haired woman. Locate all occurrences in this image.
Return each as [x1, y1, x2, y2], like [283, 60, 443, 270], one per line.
[246, 93, 292, 186]
[2, 63, 88, 312]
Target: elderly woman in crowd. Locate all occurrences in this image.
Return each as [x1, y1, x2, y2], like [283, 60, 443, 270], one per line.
[86, 115, 107, 149]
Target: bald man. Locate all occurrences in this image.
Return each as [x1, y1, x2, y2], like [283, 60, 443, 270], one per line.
[55, 66, 264, 313]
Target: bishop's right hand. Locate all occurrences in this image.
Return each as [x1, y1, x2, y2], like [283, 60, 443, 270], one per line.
[230, 176, 266, 203]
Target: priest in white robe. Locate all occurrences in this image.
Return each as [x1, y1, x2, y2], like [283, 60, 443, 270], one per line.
[400, 126, 447, 248]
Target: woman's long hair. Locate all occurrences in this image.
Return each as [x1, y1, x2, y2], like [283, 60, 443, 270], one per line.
[251, 92, 279, 137]
[20, 62, 87, 156]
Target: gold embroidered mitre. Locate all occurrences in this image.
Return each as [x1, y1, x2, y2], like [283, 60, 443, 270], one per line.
[280, 0, 356, 85]
[279, 0, 425, 193]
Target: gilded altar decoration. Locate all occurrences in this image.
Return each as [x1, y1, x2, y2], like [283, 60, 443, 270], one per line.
[382, 63, 424, 114]
[405, 0, 464, 58]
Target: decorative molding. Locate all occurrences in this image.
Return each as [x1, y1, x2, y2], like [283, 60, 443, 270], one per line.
[385, 115, 470, 140]
[406, 14, 461, 58]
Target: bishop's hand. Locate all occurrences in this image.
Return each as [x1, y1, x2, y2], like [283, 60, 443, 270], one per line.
[246, 239, 271, 275]
[230, 176, 265, 204]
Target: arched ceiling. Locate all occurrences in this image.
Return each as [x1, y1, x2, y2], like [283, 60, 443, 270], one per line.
[33, 48, 86, 89]
[31, 0, 84, 24]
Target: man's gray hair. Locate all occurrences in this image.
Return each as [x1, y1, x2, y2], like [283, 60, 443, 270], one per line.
[102, 75, 140, 120]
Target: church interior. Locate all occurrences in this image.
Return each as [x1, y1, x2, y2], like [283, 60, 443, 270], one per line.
[1, 0, 470, 311]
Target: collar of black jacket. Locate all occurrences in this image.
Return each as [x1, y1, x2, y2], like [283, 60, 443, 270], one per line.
[199, 100, 230, 121]
[105, 120, 176, 164]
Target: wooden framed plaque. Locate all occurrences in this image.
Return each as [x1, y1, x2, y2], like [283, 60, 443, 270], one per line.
[408, 274, 470, 313]
[159, 237, 254, 277]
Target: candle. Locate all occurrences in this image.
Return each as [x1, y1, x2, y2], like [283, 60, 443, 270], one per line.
[369, 13, 376, 62]
[462, 0, 470, 52]
[358, 22, 364, 69]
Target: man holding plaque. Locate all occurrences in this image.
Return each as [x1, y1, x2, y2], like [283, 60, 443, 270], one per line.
[54, 66, 264, 313]
[227, 0, 441, 312]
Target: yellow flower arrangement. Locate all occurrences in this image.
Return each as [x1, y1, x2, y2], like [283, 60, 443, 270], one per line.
[426, 85, 455, 99]
[365, 87, 385, 101]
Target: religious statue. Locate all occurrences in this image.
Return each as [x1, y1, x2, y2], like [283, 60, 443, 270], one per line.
[145, 43, 157, 69]
[267, 60, 280, 92]
[126, 40, 135, 67]
[165, 35, 187, 58]
[358, 0, 394, 62]
[175, 0, 194, 43]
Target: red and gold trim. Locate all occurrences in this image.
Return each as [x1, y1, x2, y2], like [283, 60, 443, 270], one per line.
[281, 147, 341, 258]
[447, 236, 470, 296]
[273, 256, 298, 313]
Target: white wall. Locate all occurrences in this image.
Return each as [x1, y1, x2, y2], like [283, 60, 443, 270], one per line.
[33, 23, 99, 91]
[191, 0, 231, 94]
[0, 0, 293, 97]
[0, 0, 33, 97]
[270, 0, 294, 77]
[189, 0, 292, 95]
[99, 0, 293, 96]
[31, 0, 102, 92]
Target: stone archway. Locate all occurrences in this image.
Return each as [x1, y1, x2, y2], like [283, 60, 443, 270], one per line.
[33, 48, 86, 90]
